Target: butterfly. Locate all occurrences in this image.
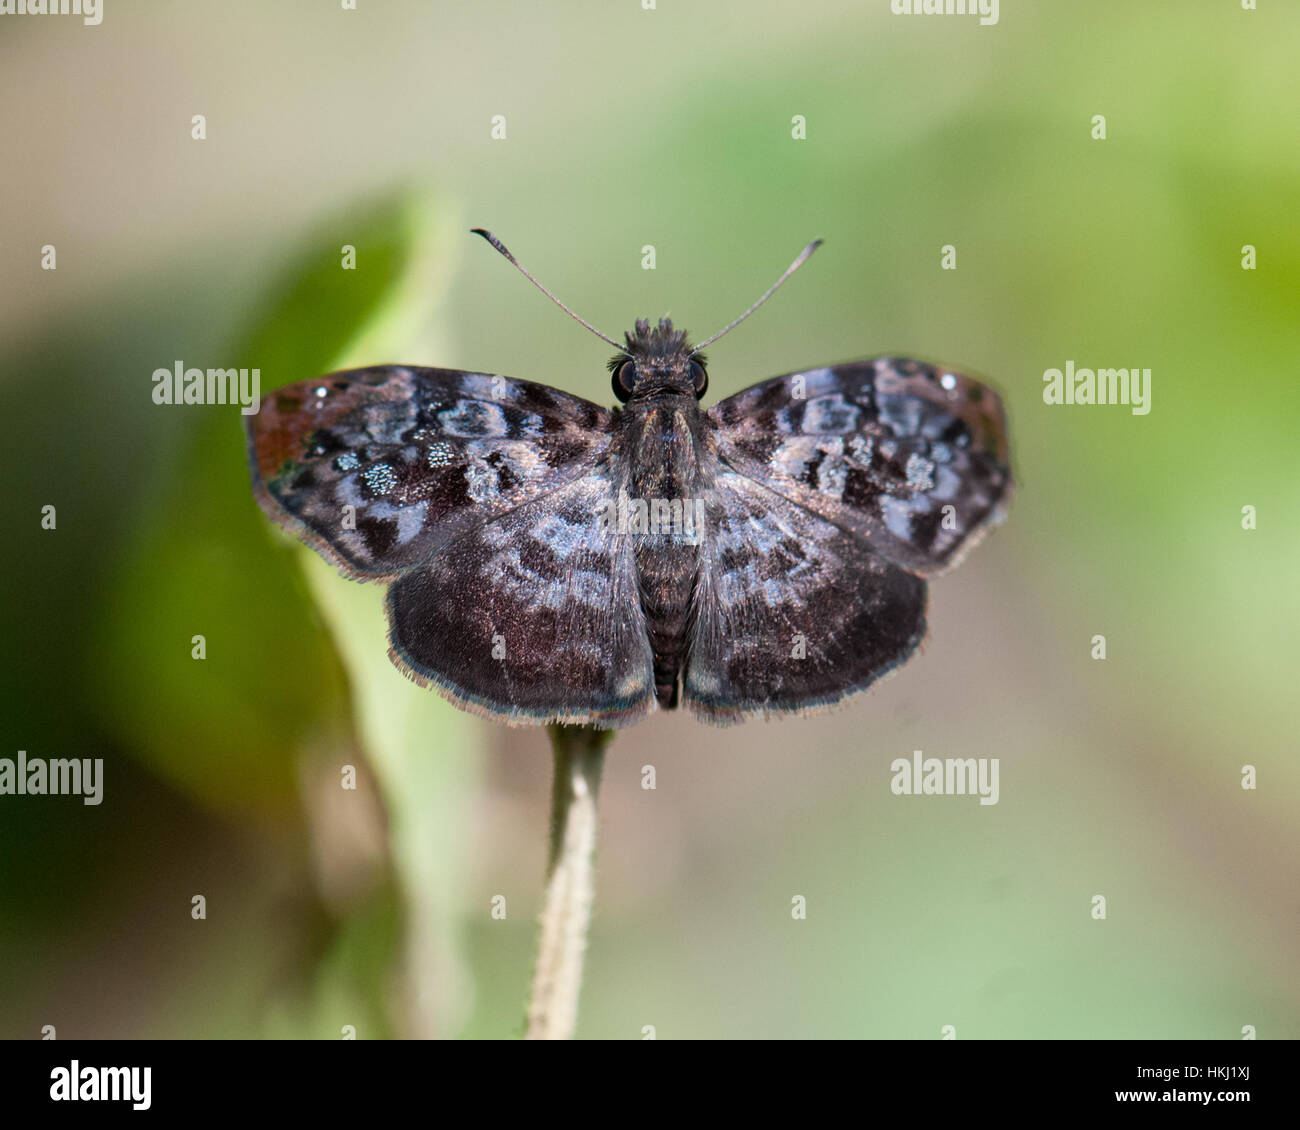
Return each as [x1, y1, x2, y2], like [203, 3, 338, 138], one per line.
[245, 231, 1013, 728]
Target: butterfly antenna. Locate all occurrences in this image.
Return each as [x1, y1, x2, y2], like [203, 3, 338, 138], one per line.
[692, 239, 823, 352]
[471, 229, 628, 353]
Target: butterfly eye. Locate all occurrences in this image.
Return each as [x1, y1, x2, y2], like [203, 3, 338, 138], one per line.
[689, 360, 708, 399]
[612, 360, 636, 403]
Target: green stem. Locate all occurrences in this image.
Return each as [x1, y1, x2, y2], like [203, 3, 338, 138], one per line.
[525, 724, 613, 1040]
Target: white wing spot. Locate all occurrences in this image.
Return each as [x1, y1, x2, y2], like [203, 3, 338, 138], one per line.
[905, 452, 935, 491]
[426, 441, 455, 468]
[464, 462, 499, 501]
[361, 463, 397, 497]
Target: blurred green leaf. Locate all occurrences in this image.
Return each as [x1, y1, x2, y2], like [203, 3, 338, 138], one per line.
[91, 189, 460, 816]
[298, 550, 481, 1037]
[91, 187, 483, 1037]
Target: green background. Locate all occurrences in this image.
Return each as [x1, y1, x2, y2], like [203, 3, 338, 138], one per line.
[1, 0, 1296, 1039]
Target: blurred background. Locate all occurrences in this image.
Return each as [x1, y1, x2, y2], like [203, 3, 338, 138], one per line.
[2, 0, 1297, 1039]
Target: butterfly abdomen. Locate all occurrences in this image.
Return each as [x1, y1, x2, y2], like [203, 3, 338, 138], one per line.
[635, 543, 696, 709]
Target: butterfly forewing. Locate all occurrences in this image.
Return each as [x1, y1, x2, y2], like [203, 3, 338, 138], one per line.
[246, 365, 613, 579]
[706, 358, 1012, 576]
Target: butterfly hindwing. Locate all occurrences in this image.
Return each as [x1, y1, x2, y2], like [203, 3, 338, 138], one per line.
[706, 358, 1012, 576]
[683, 466, 928, 723]
[246, 365, 613, 578]
[385, 460, 657, 727]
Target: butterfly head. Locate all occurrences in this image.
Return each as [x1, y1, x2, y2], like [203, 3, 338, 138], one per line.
[609, 318, 708, 404]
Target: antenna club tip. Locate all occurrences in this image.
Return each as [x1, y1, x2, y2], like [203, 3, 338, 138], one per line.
[471, 228, 518, 265]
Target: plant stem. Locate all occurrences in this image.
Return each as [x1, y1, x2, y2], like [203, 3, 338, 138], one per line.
[525, 723, 612, 1040]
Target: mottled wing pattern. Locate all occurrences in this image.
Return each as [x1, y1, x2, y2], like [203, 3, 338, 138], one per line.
[707, 358, 1012, 575]
[684, 467, 927, 724]
[246, 355, 1009, 727]
[385, 462, 657, 727]
[245, 365, 612, 579]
